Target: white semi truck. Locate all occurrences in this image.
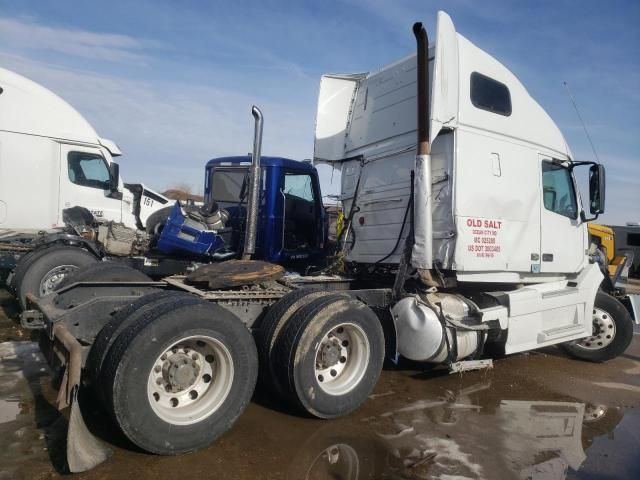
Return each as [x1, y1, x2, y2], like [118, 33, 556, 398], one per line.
[0, 67, 170, 231]
[23, 11, 634, 473]
[0, 67, 169, 271]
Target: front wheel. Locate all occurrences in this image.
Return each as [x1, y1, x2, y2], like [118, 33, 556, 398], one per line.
[559, 291, 634, 362]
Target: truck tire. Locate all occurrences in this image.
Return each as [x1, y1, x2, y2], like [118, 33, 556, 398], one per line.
[99, 294, 207, 408]
[145, 206, 173, 235]
[273, 294, 384, 419]
[101, 299, 258, 454]
[16, 245, 98, 309]
[10, 245, 58, 294]
[559, 291, 634, 362]
[255, 288, 337, 395]
[57, 261, 151, 289]
[87, 290, 193, 395]
[8, 249, 39, 293]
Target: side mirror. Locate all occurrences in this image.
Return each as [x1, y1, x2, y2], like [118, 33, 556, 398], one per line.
[108, 162, 120, 194]
[589, 164, 605, 214]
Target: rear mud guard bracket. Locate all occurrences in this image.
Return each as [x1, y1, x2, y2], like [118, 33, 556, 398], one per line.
[50, 323, 112, 472]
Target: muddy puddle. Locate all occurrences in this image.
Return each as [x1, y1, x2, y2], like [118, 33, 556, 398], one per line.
[0, 289, 27, 343]
[0, 342, 66, 480]
[0, 308, 639, 479]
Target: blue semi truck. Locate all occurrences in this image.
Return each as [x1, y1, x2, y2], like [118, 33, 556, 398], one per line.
[156, 155, 327, 266]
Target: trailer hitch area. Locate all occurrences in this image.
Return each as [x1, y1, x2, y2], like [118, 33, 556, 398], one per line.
[51, 323, 111, 472]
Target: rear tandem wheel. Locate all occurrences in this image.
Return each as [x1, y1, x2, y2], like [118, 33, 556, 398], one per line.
[273, 294, 385, 419]
[100, 298, 258, 454]
[255, 288, 338, 395]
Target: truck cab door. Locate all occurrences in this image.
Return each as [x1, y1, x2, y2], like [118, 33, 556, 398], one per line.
[58, 143, 123, 224]
[277, 169, 323, 262]
[539, 155, 585, 273]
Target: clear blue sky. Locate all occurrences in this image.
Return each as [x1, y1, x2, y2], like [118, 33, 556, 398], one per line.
[0, 0, 637, 224]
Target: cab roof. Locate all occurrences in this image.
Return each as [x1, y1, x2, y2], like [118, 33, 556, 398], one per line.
[0, 67, 121, 155]
[206, 155, 315, 172]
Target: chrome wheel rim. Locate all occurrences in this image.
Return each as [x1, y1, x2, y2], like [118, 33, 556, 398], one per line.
[576, 308, 616, 350]
[314, 323, 370, 396]
[39, 264, 78, 296]
[147, 335, 234, 425]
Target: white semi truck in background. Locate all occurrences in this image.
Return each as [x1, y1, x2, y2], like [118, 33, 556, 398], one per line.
[0, 67, 170, 231]
[19, 11, 636, 473]
[0, 67, 169, 269]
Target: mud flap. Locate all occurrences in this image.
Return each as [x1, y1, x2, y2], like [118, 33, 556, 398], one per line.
[66, 386, 112, 473]
[49, 322, 111, 472]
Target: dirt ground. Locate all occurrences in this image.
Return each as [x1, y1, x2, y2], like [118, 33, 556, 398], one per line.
[0, 288, 639, 480]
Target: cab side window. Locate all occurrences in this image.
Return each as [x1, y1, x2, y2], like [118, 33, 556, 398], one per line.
[542, 161, 578, 219]
[470, 72, 512, 116]
[284, 173, 315, 202]
[68, 152, 111, 190]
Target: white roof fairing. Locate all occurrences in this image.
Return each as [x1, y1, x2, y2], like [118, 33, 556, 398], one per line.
[455, 34, 572, 160]
[314, 10, 572, 163]
[0, 67, 102, 145]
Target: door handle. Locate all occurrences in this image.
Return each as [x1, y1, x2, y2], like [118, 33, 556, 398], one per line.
[542, 253, 554, 262]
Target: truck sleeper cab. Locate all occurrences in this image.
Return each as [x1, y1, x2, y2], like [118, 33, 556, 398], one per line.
[314, 11, 618, 357]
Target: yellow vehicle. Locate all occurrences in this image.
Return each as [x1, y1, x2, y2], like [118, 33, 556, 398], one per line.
[588, 223, 630, 286]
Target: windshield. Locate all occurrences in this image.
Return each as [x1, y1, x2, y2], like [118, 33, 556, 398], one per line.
[210, 168, 248, 203]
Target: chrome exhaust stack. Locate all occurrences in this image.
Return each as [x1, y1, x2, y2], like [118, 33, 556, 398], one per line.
[242, 106, 263, 260]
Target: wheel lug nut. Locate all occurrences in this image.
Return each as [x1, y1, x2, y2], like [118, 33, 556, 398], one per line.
[154, 365, 161, 373]
[192, 354, 198, 360]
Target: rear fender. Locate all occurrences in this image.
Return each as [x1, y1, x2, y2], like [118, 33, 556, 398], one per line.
[38, 233, 103, 259]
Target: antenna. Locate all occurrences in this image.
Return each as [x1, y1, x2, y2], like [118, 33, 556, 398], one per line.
[563, 81, 601, 163]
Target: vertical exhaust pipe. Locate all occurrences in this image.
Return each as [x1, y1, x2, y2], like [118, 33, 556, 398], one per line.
[411, 22, 436, 283]
[242, 105, 263, 260]
[413, 22, 430, 157]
